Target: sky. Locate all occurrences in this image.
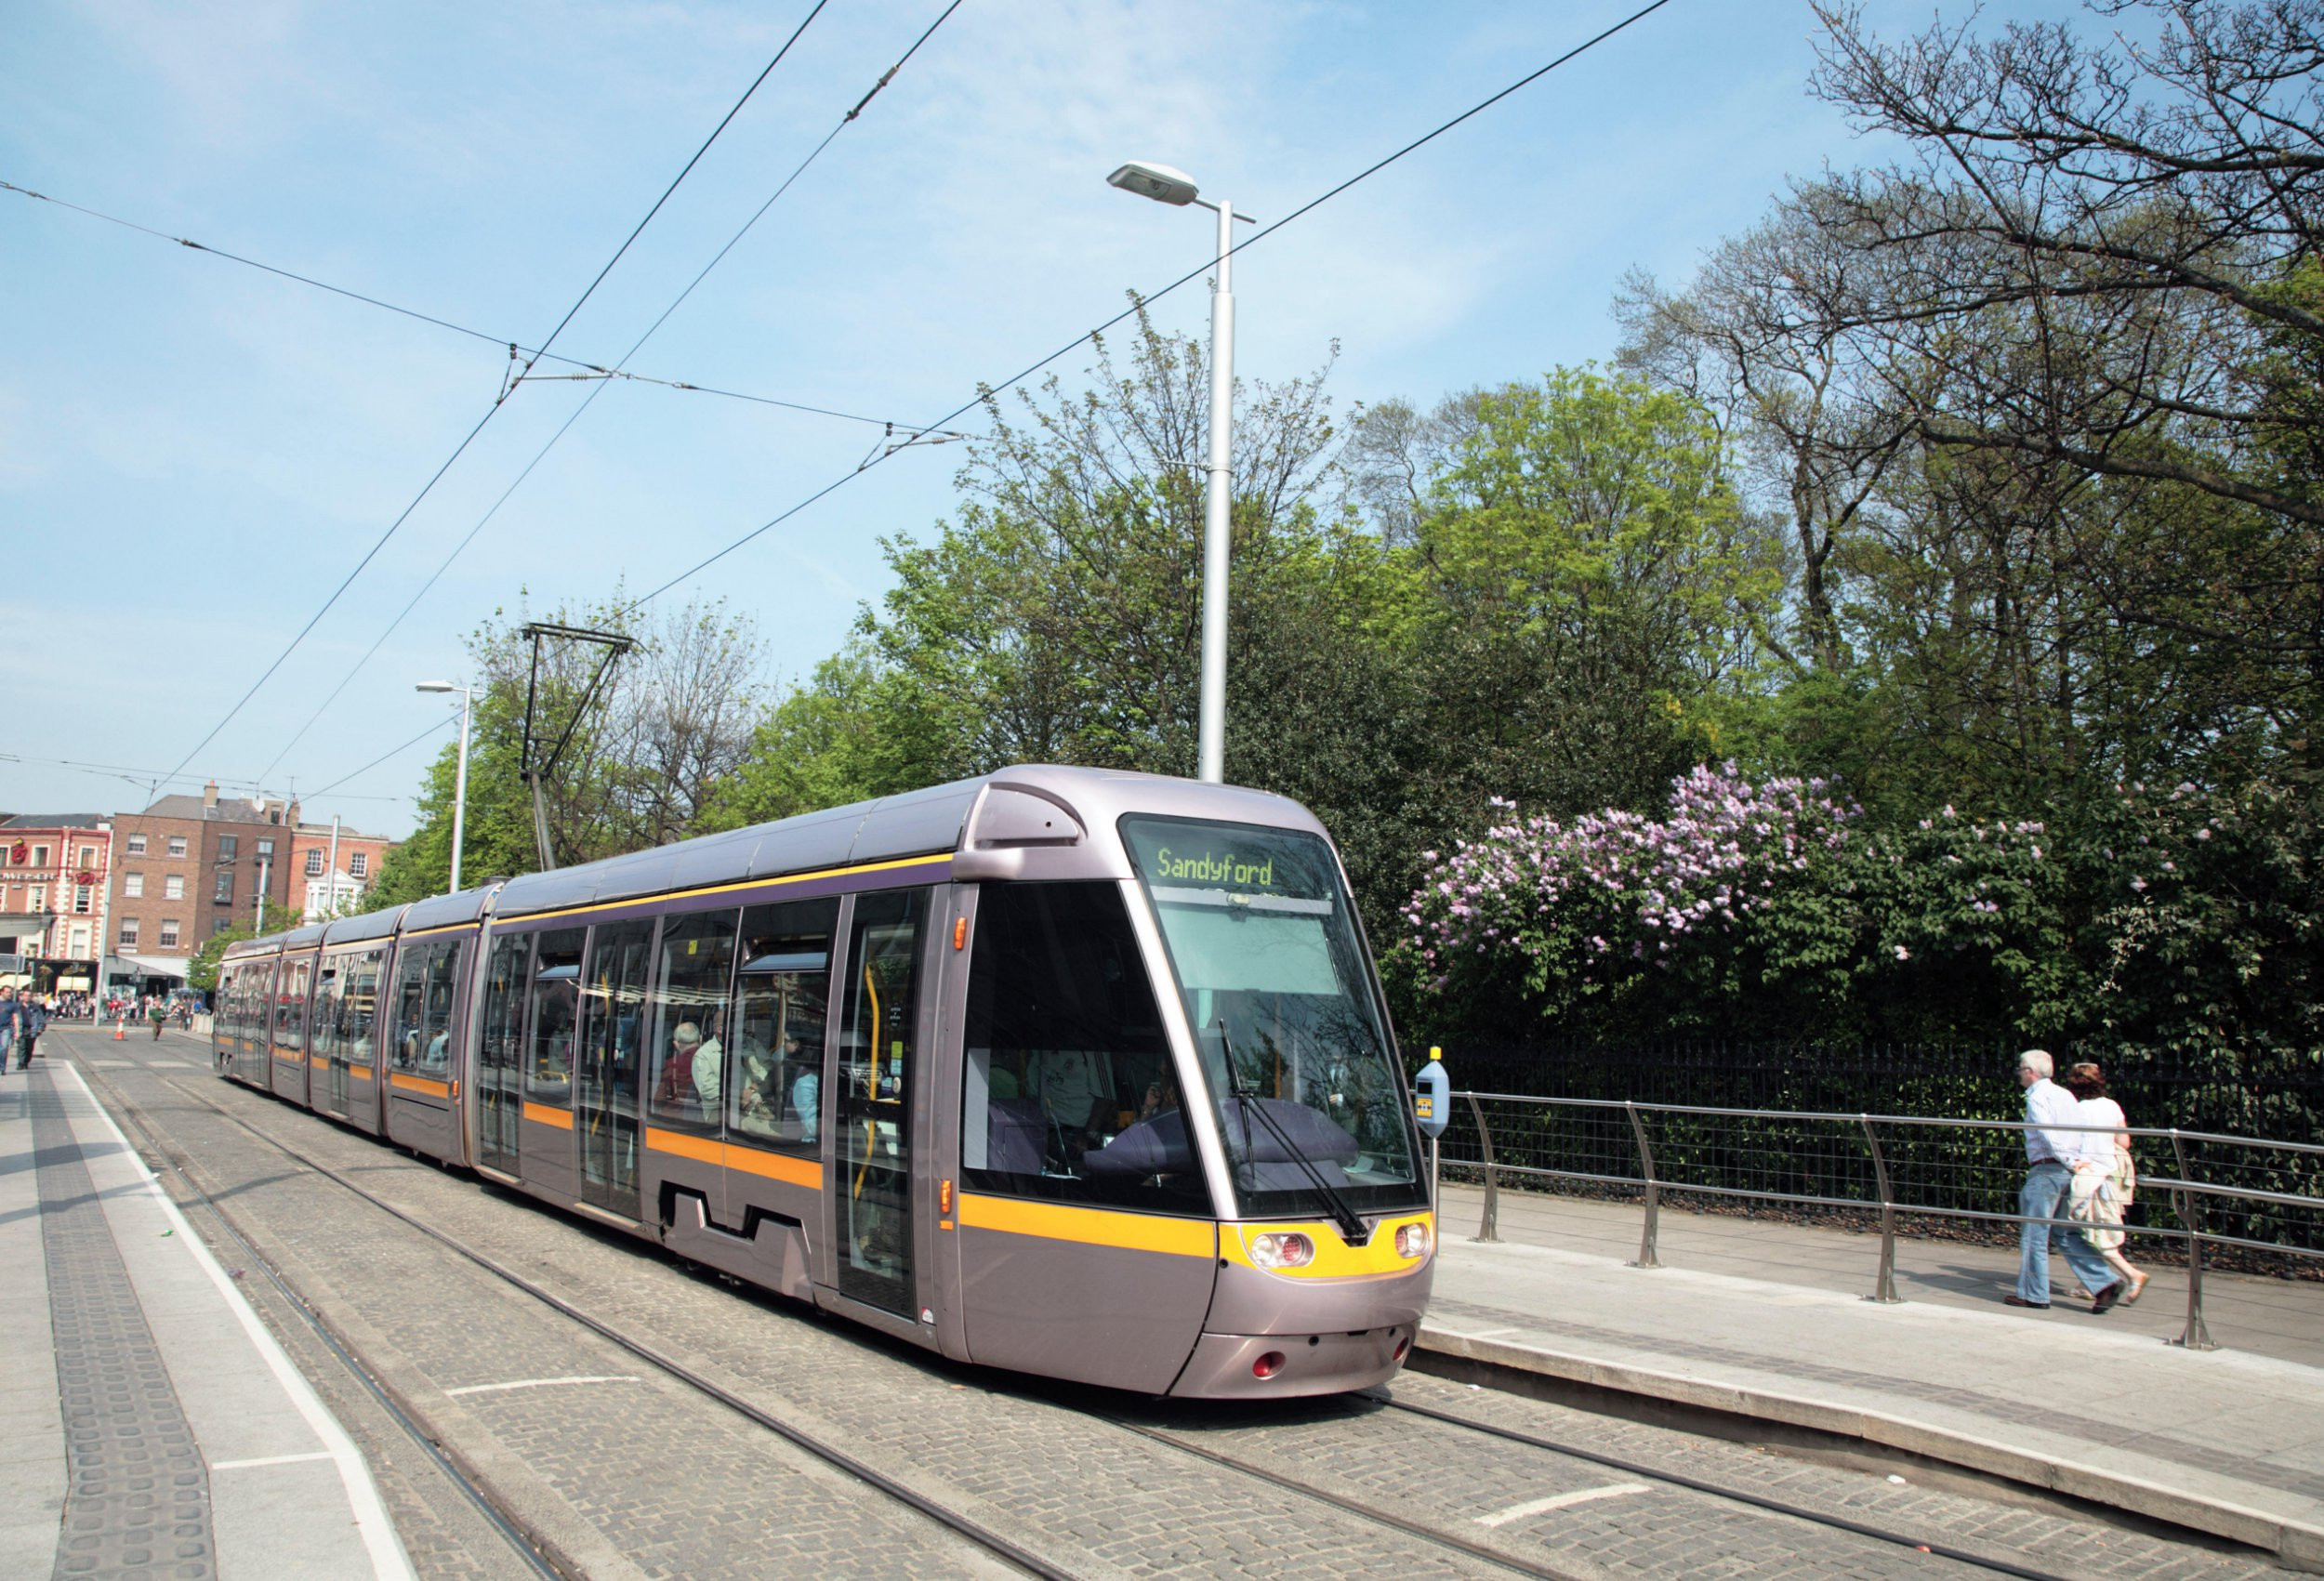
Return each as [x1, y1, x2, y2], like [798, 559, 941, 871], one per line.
[2, 0, 2078, 837]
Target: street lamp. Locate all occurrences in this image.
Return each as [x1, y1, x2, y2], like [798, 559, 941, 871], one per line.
[416, 680, 473, 895]
[1108, 160, 1256, 785]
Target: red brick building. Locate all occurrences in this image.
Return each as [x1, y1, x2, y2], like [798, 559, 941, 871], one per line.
[0, 814, 112, 994]
[106, 783, 297, 988]
[289, 817, 399, 923]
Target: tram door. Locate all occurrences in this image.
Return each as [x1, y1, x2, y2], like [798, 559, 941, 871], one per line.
[312, 961, 348, 1117]
[476, 933, 529, 1175]
[576, 921, 653, 1219]
[830, 889, 929, 1317]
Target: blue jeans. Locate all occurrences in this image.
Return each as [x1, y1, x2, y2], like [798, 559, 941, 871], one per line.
[2020, 1160, 2117, 1302]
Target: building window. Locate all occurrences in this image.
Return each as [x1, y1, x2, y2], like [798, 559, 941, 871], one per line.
[32, 844, 48, 868]
[159, 919, 181, 948]
[127, 833, 147, 855]
[350, 851, 369, 878]
[78, 845, 95, 868]
[214, 916, 233, 934]
[165, 875, 185, 900]
[257, 837, 274, 860]
[74, 885, 92, 914]
[213, 872, 232, 903]
[69, 924, 88, 955]
[167, 835, 187, 858]
[119, 919, 139, 948]
[218, 835, 238, 862]
[124, 873, 144, 898]
[28, 886, 45, 913]
[304, 850, 324, 876]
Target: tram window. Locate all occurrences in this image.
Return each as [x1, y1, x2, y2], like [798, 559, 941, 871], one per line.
[422, 942, 462, 1070]
[277, 959, 311, 1052]
[390, 944, 429, 1070]
[524, 929, 586, 1102]
[960, 882, 1208, 1215]
[726, 898, 838, 1154]
[581, 918, 654, 1104]
[646, 908, 737, 1133]
[312, 966, 342, 1062]
[480, 934, 529, 1079]
[339, 948, 383, 1060]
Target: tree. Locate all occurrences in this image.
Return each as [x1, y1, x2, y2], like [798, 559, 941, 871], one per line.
[370, 594, 768, 905]
[187, 924, 256, 994]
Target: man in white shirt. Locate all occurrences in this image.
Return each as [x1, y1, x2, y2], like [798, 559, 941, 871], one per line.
[2010, 1048, 2122, 1312]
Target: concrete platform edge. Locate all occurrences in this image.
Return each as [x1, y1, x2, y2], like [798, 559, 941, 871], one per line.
[1415, 1323, 2324, 1571]
[62, 1061, 419, 1581]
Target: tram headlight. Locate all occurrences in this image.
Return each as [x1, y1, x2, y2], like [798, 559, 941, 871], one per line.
[1248, 1231, 1315, 1270]
[1394, 1220, 1432, 1260]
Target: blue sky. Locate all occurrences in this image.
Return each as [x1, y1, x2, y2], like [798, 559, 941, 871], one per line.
[2, 0, 2072, 836]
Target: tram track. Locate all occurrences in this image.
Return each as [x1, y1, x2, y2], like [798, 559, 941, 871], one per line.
[80, 1052, 2222, 1581]
[77, 1059, 1075, 1581]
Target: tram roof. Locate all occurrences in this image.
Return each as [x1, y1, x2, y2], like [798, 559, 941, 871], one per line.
[219, 768, 1323, 954]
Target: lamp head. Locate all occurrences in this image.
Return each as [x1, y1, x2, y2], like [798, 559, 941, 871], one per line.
[1108, 161, 1199, 206]
[415, 680, 456, 694]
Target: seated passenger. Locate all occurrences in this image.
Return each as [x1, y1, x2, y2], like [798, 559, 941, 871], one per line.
[687, 1021, 727, 1113]
[1032, 1048, 1114, 1161]
[655, 1022, 705, 1117]
[424, 1029, 450, 1069]
[792, 1067, 820, 1143]
[730, 1041, 781, 1139]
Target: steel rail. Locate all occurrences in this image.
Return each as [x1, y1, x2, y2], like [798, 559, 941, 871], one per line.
[1380, 1395, 2084, 1581]
[98, 1059, 1078, 1581]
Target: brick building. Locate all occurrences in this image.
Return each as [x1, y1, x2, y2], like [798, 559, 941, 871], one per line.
[105, 783, 298, 989]
[0, 814, 112, 994]
[289, 817, 398, 923]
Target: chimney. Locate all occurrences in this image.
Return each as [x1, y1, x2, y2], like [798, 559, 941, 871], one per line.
[203, 781, 218, 811]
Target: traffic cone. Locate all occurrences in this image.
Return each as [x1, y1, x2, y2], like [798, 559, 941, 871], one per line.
[113, 1015, 125, 1041]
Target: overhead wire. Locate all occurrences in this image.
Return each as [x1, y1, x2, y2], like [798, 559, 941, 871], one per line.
[624, 0, 1675, 611]
[259, 0, 967, 788]
[306, 716, 460, 799]
[0, 178, 929, 432]
[149, 0, 833, 797]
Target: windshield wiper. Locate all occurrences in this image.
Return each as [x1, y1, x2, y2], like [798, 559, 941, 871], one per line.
[1215, 1021, 1370, 1246]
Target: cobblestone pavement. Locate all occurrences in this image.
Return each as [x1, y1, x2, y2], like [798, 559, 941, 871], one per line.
[54, 1028, 2296, 1580]
[31, 1082, 215, 1581]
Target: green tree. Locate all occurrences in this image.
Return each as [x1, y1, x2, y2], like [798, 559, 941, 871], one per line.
[186, 924, 257, 994]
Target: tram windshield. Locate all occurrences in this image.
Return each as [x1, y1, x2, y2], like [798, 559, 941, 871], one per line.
[1121, 815, 1422, 1222]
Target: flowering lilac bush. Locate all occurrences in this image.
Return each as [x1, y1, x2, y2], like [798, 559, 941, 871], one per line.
[1398, 763, 1857, 1028]
[1393, 766, 2316, 1061]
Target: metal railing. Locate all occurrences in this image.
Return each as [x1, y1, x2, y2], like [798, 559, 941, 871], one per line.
[1444, 1091, 2324, 1352]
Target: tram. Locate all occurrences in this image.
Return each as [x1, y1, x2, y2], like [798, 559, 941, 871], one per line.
[213, 766, 1433, 1397]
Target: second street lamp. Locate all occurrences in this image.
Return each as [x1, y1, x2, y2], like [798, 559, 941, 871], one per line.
[415, 680, 473, 895]
[1107, 160, 1254, 785]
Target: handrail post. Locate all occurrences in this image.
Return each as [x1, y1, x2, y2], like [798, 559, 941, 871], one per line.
[1861, 1114, 1900, 1303]
[1625, 1100, 1661, 1269]
[1464, 1092, 1500, 1242]
[2170, 1129, 2216, 1351]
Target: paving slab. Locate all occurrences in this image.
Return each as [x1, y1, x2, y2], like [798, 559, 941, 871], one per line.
[0, 1057, 415, 1580]
[1421, 1180, 2324, 1569]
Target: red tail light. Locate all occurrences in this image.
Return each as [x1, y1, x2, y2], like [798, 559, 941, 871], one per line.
[1252, 1350, 1287, 1379]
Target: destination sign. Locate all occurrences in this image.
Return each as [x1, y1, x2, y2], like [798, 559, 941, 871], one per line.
[1120, 817, 1340, 903]
[1148, 846, 1276, 888]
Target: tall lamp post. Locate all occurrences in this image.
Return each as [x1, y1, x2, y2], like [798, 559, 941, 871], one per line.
[416, 680, 473, 895]
[1107, 160, 1255, 785]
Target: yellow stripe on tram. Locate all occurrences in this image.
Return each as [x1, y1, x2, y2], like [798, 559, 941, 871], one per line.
[643, 1126, 821, 1191]
[956, 1193, 1217, 1259]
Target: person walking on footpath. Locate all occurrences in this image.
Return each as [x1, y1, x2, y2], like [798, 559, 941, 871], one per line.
[2066, 1061, 2148, 1305]
[0, 986, 21, 1073]
[15, 993, 46, 1071]
[2009, 1049, 2123, 1312]
[148, 995, 169, 1041]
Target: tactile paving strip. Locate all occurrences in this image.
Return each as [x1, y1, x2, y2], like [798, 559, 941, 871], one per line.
[32, 1075, 217, 1580]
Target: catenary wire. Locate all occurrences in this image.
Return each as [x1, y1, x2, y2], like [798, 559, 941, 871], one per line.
[151, 2, 832, 797]
[258, 0, 967, 787]
[625, 0, 1674, 611]
[304, 709, 458, 800]
[0, 179, 929, 432]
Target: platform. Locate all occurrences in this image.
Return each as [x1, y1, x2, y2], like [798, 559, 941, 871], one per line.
[1421, 1179, 2324, 1570]
[1, 1049, 414, 1580]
